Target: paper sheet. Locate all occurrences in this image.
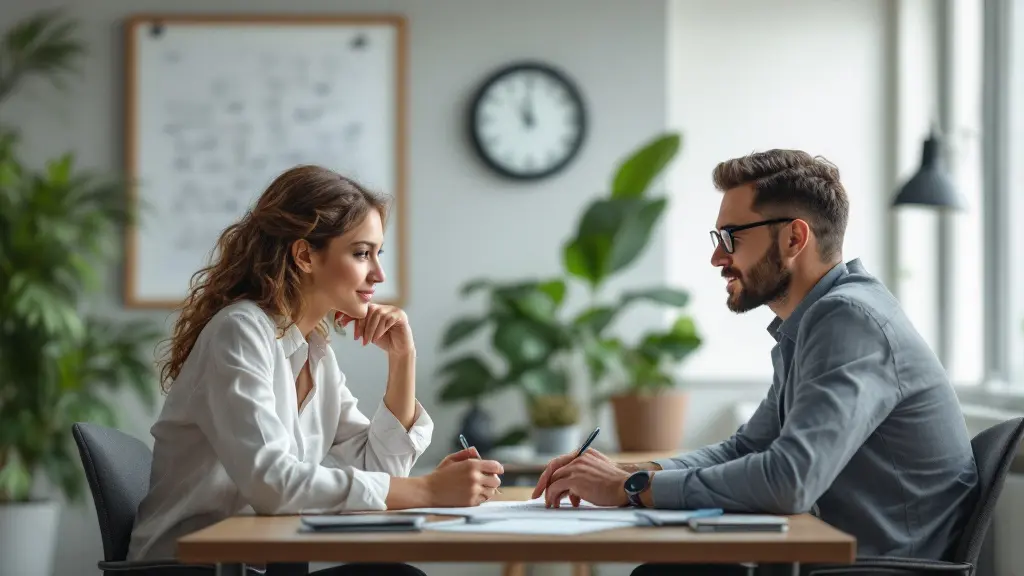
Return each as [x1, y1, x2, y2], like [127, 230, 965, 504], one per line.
[398, 496, 642, 523]
[424, 518, 635, 535]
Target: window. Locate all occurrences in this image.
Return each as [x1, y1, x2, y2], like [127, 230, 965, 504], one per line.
[1004, 0, 1024, 386]
[947, 0, 985, 386]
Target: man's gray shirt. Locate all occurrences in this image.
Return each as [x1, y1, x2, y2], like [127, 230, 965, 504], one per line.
[651, 259, 979, 559]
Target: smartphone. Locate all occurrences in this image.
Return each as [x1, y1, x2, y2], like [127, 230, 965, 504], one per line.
[688, 515, 789, 533]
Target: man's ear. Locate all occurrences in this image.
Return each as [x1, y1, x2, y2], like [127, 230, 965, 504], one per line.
[291, 239, 314, 274]
[784, 219, 812, 258]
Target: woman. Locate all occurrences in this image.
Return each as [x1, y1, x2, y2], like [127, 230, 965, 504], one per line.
[127, 165, 502, 576]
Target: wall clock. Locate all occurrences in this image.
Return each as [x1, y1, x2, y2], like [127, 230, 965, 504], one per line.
[468, 61, 587, 181]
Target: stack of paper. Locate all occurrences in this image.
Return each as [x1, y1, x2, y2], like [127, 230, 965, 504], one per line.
[401, 497, 724, 535]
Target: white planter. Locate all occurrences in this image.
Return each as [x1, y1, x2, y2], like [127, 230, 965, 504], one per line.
[0, 500, 60, 576]
[531, 425, 581, 456]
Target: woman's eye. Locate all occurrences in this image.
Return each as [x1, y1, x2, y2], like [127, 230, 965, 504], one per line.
[354, 251, 370, 259]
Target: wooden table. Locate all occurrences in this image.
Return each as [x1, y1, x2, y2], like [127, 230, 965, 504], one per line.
[178, 487, 856, 576]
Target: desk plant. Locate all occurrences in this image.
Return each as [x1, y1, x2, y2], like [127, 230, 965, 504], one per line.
[0, 10, 161, 575]
[438, 132, 702, 454]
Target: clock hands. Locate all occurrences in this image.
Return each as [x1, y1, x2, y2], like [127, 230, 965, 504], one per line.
[520, 76, 535, 129]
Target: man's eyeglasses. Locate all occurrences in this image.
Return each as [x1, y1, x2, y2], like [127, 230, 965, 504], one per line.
[710, 218, 794, 254]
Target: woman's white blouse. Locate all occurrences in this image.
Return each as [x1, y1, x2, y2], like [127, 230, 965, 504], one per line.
[127, 300, 433, 561]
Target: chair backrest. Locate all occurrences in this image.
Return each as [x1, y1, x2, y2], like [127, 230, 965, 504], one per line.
[71, 422, 153, 562]
[952, 416, 1024, 564]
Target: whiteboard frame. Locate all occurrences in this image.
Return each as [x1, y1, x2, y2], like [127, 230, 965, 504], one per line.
[122, 13, 408, 309]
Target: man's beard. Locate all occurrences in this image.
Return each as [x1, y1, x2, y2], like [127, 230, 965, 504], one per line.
[724, 237, 792, 313]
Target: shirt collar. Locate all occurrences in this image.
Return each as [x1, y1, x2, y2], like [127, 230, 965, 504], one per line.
[274, 316, 331, 369]
[767, 259, 854, 342]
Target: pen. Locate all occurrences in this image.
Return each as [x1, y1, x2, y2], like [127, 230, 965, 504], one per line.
[541, 426, 600, 506]
[459, 434, 501, 495]
[574, 426, 600, 458]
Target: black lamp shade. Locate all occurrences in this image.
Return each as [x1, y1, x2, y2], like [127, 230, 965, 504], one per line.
[892, 133, 966, 210]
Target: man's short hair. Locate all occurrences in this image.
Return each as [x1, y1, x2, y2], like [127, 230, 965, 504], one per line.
[712, 149, 849, 262]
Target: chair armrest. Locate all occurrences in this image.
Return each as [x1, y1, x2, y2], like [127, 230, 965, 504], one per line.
[98, 560, 213, 572]
[807, 556, 974, 576]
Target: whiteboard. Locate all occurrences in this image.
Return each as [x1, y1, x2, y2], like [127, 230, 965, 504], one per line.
[123, 15, 406, 308]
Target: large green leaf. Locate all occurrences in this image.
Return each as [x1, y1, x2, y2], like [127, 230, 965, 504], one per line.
[536, 278, 567, 306]
[565, 197, 668, 287]
[441, 316, 488, 348]
[573, 306, 617, 336]
[437, 355, 496, 402]
[640, 317, 702, 362]
[611, 133, 682, 199]
[492, 318, 553, 367]
[562, 235, 610, 287]
[517, 366, 569, 397]
[493, 427, 529, 447]
[622, 287, 690, 308]
[607, 197, 668, 274]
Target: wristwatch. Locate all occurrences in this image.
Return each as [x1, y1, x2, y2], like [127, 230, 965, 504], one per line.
[624, 470, 652, 507]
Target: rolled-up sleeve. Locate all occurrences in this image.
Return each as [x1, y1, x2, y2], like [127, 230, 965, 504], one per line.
[193, 313, 389, 515]
[651, 296, 902, 513]
[323, 378, 433, 477]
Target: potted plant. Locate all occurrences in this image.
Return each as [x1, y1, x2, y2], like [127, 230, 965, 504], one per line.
[526, 394, 581, 456]
[437, 278, 576, 456]
[0, 10, 161, 575]
[565, 132, 703, 451]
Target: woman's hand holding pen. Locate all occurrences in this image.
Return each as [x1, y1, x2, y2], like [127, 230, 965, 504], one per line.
[425, 447, 504, 507]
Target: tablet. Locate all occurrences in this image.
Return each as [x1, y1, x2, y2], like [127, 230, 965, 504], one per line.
[299, 514, 427, 532]
[688, 515, 789, 533]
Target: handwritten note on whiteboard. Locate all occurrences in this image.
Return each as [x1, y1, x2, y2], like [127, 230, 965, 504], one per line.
[124, 17, 404, 307]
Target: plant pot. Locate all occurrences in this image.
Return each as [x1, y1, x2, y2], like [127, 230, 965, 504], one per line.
[531, 424, 581, 456]
[0, 499, 60, 576]
[611, 390, 688, 452]
[454, 403, 495, 454]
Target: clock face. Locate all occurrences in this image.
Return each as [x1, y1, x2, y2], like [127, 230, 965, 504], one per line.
[469, 62, 587, 180]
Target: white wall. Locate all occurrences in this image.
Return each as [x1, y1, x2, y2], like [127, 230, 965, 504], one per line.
[666, 0, 891, 384]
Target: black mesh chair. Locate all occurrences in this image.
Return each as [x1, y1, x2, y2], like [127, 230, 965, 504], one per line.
[808, 416, 1024, 576]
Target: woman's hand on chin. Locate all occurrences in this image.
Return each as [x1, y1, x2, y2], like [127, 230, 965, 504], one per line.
[335, 305, 415, 356]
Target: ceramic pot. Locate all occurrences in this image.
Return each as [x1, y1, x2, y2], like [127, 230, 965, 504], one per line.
[611, 391, 688, 451]
[531, 425, 581, 456]
[0, 499, 60, 576]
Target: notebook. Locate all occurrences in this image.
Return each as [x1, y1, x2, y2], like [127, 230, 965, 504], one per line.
[688, 515, 789, 533]
[299, 514, 427, 533]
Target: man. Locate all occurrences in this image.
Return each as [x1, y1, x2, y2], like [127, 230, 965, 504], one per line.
[532, 150, 979, 575]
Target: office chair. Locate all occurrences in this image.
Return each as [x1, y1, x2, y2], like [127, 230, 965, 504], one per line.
[71, 422, 203, 574]
[808, 416, 1024, 576]
[72, 422, 310, 576]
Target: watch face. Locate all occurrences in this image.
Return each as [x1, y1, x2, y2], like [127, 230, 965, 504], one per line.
[625, 471, 650, 494]
[469, 61, 587, 180]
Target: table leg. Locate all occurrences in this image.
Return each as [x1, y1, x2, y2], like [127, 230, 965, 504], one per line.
[502, 562, 526, 576]
[215, 563, 246, 576]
